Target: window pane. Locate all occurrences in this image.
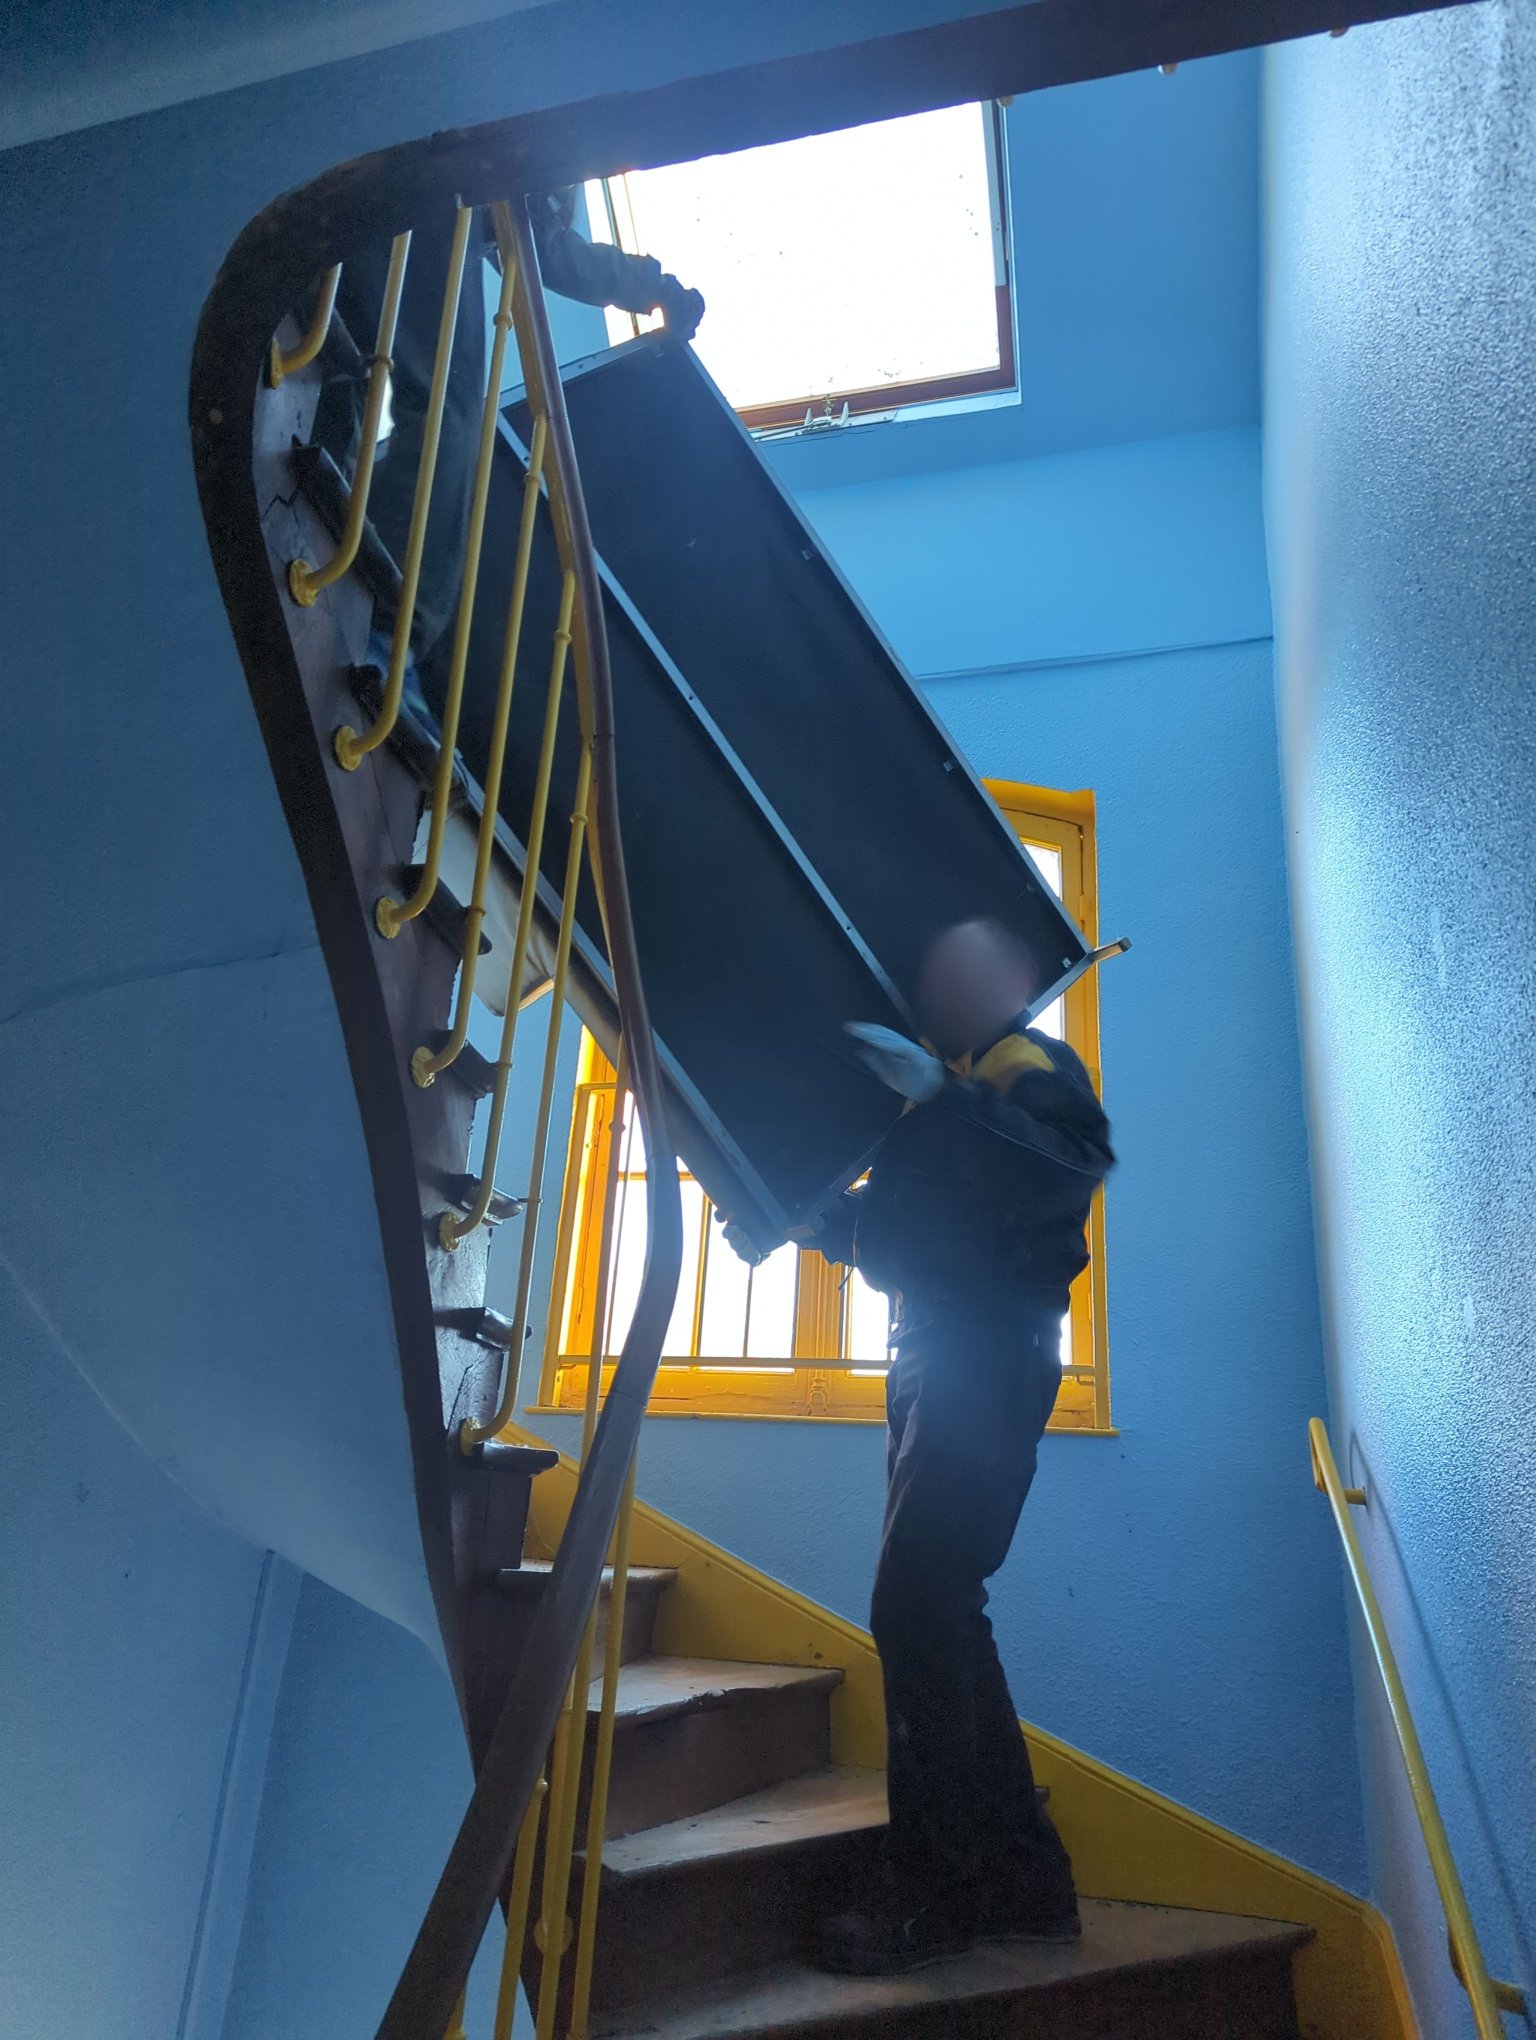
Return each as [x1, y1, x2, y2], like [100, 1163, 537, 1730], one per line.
[593, 1166, 705, 1359]
[844, 1267, 892, 1364]
[584, 104, 1001, 414]
[1021, 840, 1066, 1039]
[698, 1218, 751, 1358]
[665, 1184, 707, 1356]
[746, 1243, 798, 1359]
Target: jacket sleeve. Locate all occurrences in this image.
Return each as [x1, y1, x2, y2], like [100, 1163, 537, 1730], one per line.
[525, 189, 668, 313]
[937, 1040, 1113, 1183]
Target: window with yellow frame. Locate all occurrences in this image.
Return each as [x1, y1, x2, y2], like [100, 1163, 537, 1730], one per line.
[534, 782, 1110, 1431]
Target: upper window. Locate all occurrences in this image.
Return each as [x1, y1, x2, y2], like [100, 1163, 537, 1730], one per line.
[535, 783, 1110, 1431]
[582, 102, 1014, 430]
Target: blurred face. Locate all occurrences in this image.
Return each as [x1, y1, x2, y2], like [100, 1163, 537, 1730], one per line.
[916, 921, 1038, 1060]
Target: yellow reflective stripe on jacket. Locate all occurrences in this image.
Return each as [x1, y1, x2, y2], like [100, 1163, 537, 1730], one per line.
[971, 1032, 1053, 1091]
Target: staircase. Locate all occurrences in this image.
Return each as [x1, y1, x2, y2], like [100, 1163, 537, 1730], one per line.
[191, 96, 1416, 2039]
[498, 1548, 1311, 2039]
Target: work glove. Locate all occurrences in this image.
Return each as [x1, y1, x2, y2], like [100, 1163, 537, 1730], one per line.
[718, 1215, 766, 1268]
[657, 276, 706, 342]
[844, 1022, 946, 1104]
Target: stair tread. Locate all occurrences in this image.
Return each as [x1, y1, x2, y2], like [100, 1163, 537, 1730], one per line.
[596, 1767, 885, 1882]
[595, 1655, 843, 1724]
[596, 1901, 1311, 2038]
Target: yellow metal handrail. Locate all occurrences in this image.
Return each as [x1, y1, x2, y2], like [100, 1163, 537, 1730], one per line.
[371, 188, 684, 2040]
[529, 1067, 629, 2038]
[568, 1457, 638, 2038]
[288, 232, 410, 606]
[411, 405, 549, 1088]
[1308, 1419, 1524, 2037]
[335, 204, 475, 770]
[459, 743, 594, 1440]
[376, 239, 521, 939]
[268, 262, 341, 386]
[492, 1775, 546, 2040]
[437, 564, 574, 1247]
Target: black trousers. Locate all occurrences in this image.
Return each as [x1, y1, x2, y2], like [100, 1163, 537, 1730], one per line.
[870, 1300, 1074, 1904]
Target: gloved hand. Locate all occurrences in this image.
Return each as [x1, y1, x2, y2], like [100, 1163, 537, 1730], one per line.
[844, 1022, 947, 1103]
[718, 1214, 766, 1268]
[657, 276, 706, 342]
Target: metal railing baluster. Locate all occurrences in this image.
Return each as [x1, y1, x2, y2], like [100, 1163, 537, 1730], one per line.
[376, 239, 521, 938]
[268, 262, 341, 386]
[334, 204, 475, 769]
[287, 232, 410, 606]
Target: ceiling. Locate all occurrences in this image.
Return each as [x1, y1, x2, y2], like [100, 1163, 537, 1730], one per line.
[0, 0, 560, 150]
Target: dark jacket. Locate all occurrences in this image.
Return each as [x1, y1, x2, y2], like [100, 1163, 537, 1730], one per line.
[818, 1024, 1113, 1317]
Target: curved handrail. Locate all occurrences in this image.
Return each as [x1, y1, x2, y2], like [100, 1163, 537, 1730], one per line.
[374, 198, 683, 2040]
[1308, 1419, 1523, 2037]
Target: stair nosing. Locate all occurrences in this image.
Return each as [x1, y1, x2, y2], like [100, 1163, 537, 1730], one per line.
[589, 1766, 885, 1884]
[594, 1655, 843, 1727]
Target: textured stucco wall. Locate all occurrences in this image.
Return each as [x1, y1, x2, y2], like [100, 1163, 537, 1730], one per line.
[1264, 5, 1536, 2030]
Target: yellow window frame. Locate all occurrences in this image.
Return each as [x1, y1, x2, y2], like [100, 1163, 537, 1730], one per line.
[532, 782, 1110, 1431]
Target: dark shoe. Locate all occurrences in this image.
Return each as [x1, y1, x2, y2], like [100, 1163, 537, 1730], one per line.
[975, 1880, 1082, 1946]
[818, 1894, 972, 1976]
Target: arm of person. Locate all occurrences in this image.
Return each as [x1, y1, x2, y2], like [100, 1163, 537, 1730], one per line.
[720, 1189, 862, 1269]
[528, 189, 705, 335]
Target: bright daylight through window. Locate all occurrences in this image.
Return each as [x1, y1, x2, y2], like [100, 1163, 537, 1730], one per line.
[537, 786, 1110, 1430]
[583, 101, 1013, 428]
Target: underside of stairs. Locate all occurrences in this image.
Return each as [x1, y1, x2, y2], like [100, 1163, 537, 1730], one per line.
[496, 1554, 1311, 2039]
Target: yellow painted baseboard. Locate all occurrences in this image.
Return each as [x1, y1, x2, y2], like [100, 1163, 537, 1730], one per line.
[512, 1424, 1416, 2040]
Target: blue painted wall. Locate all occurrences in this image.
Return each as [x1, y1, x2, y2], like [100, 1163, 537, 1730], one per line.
[515, 427, 1368, 1890]
[1264, 6, 1536, 2030]
[0, 1270, 269, 2038]
[794, 426, 1270, 671]
[224, 1577, 520, 2040]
